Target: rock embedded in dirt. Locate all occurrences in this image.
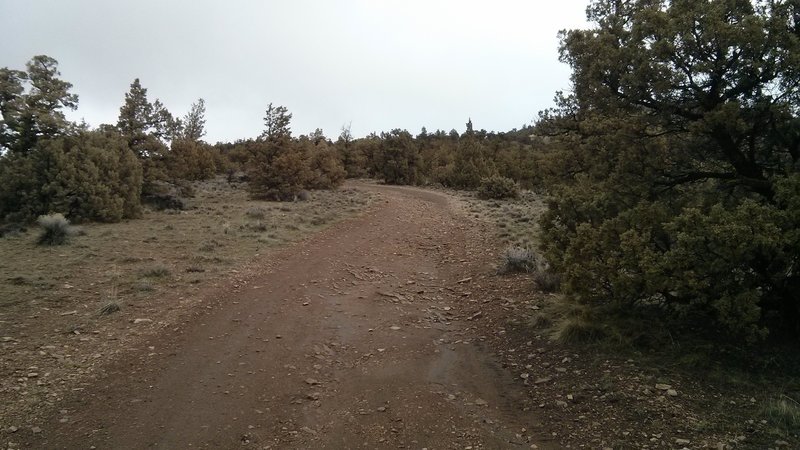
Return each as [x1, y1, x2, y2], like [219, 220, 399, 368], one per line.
[304, 378, 320, 385]
[654, 383, 671, 391]
[132, 318, 152, 324]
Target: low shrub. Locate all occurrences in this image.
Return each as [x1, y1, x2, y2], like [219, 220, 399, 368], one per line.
[0, 223, 26, 238]
[142, 193, 185, 211]
[477, 176, 519, 200]
[552, 316, 606, 344]
[245, 207, 267, 220]
[762, 396, 800, 435]
[37, 213, 75, 246]
[533, 270, 561, 293]
[498, 245, 538, 273]
[140, 264, 170, 278]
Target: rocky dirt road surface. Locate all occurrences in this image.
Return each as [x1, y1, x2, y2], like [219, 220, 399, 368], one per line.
[27, 184, 552, 449]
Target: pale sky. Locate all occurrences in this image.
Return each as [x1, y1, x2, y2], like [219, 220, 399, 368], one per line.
[0, 0, 591, 143]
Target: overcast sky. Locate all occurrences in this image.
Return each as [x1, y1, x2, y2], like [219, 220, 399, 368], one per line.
[1, 0, 591, 143]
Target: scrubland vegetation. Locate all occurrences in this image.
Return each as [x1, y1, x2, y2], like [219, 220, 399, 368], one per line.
[1, 0, 799, 442]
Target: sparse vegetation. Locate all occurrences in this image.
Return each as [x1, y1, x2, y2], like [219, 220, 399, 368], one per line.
[498, 245, 537, 274]
[99, 302, 121, 316]
[245, 207, 267, 220]
[140, 264, 170, 278]
[36, 213, 74, 246]
[532, 269, 560, 293]
[477, 176, 519, 200]
[762, 396, 800, 436]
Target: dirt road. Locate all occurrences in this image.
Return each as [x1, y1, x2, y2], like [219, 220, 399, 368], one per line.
[31, 184, 549, 449]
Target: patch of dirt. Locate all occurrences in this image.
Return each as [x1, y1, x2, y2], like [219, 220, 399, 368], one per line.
[0, 178, 375, 442]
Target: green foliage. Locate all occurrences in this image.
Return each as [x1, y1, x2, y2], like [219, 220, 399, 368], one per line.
[0, 55, 78, 154]
[447, 136, 495, 189]
[167, 139, 216, 180]
[36, 213, 74, 245]
[247, 106, 345, 200]
[538, 0, 800, 342]
[477, 176, 519, 200]
[181, 98, 206, 142]
[761, 396, 800, 436]
[306, 140, 346, 190]
[329, 123, 545, 190]
[116, 78, 180, 188]
[261, 103, 292, 141]
[117, 79, 179, 156]
[374, 129, 419, 185]
[0, 129, 143, 223]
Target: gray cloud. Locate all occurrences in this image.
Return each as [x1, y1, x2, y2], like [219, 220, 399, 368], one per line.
[0, 0, 590, 142]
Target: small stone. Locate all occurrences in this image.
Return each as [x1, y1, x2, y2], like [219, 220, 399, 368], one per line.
[520, 373, 530, 380]
[9, 425, 18, 432]
[31, 426, 42, 434]
[534, 377, 552, 384]
[304, 378, 320, 385]
[675, 438, 690, 445]
[555, 400, 568, 408]
[667, 389, 678, 397]
[390, 326, 401, 331]
[655, 383, 671, 390]
[306, 392, 321, 400]
[474, 398, 488, 406]
[133, 318, 152, 324]
[377, 406, 387, 412]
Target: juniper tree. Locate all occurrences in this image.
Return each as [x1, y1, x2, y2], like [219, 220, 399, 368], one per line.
[538, 0, 800, 341]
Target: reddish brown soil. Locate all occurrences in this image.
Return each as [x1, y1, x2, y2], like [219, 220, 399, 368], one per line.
[23, 184, 554, 449]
